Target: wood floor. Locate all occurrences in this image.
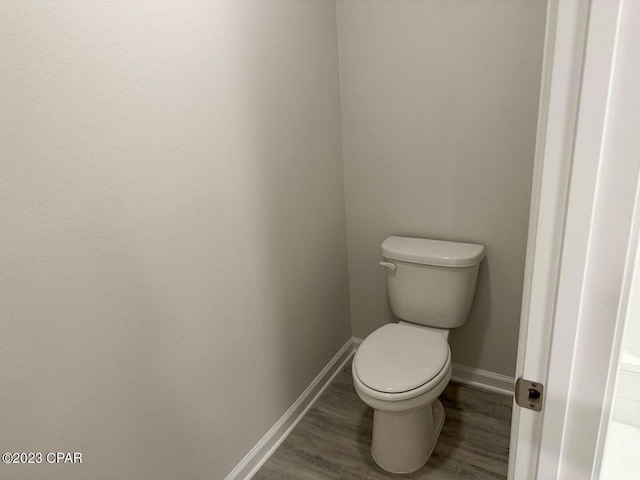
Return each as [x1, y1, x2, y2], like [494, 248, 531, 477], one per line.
[253, 362, 512, 480]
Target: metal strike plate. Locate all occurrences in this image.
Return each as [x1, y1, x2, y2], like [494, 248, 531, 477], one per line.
[515, 378, 544, 412]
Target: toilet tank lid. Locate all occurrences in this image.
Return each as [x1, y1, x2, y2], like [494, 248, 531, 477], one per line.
[381, 236, 485, 267]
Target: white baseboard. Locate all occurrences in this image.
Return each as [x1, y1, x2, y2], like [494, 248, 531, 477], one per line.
[352, 336, 514, 396]
[451, 363, 514, 396]
[225, 337, 356, 480]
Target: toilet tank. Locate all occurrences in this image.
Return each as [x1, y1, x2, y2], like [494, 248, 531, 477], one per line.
[381, 236, 485, 329]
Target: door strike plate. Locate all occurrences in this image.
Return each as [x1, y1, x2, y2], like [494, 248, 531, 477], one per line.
[515, 378, 544, 412]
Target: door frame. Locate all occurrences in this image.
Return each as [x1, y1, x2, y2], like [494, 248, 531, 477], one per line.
[508, 0, 638, 478]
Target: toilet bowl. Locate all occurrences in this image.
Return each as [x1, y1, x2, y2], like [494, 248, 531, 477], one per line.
[353, 322, 452, 473]
[354, 236, 484, 474]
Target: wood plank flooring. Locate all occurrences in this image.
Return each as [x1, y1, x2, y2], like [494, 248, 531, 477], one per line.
[253, 362, 512, 480]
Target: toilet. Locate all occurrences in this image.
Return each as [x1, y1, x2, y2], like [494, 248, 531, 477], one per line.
[352, 236, 485, 474]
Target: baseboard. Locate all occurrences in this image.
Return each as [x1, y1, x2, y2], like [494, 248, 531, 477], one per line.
[451, 363, 514, 396]
[352, 336, 514, 396]
[225, 337, 357, 480]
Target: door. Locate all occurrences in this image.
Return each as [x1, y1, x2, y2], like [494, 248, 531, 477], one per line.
[509, 0, 640, 478]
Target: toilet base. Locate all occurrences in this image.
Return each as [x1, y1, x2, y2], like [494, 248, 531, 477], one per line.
[371, 399, 445, 474]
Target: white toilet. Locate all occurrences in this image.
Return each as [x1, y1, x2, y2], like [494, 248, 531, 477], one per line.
[352, 236, 485, 474]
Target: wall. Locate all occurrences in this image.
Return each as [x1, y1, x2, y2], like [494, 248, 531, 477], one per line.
[0, 2, 350, 479]
[624, 248, 640, 355]
[337, 0, 547, 376]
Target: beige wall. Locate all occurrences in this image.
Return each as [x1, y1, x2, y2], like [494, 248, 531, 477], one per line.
[0, 2, 350, 479]
[337, 0, 546, 376]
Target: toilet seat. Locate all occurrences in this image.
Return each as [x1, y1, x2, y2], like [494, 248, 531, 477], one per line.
[353, 323, 450, 401]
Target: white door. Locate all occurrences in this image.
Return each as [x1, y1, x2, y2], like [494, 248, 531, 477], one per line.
[509, 0, 640, 478]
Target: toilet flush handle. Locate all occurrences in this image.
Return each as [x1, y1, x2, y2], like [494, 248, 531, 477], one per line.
[379, 261, 396, 271]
